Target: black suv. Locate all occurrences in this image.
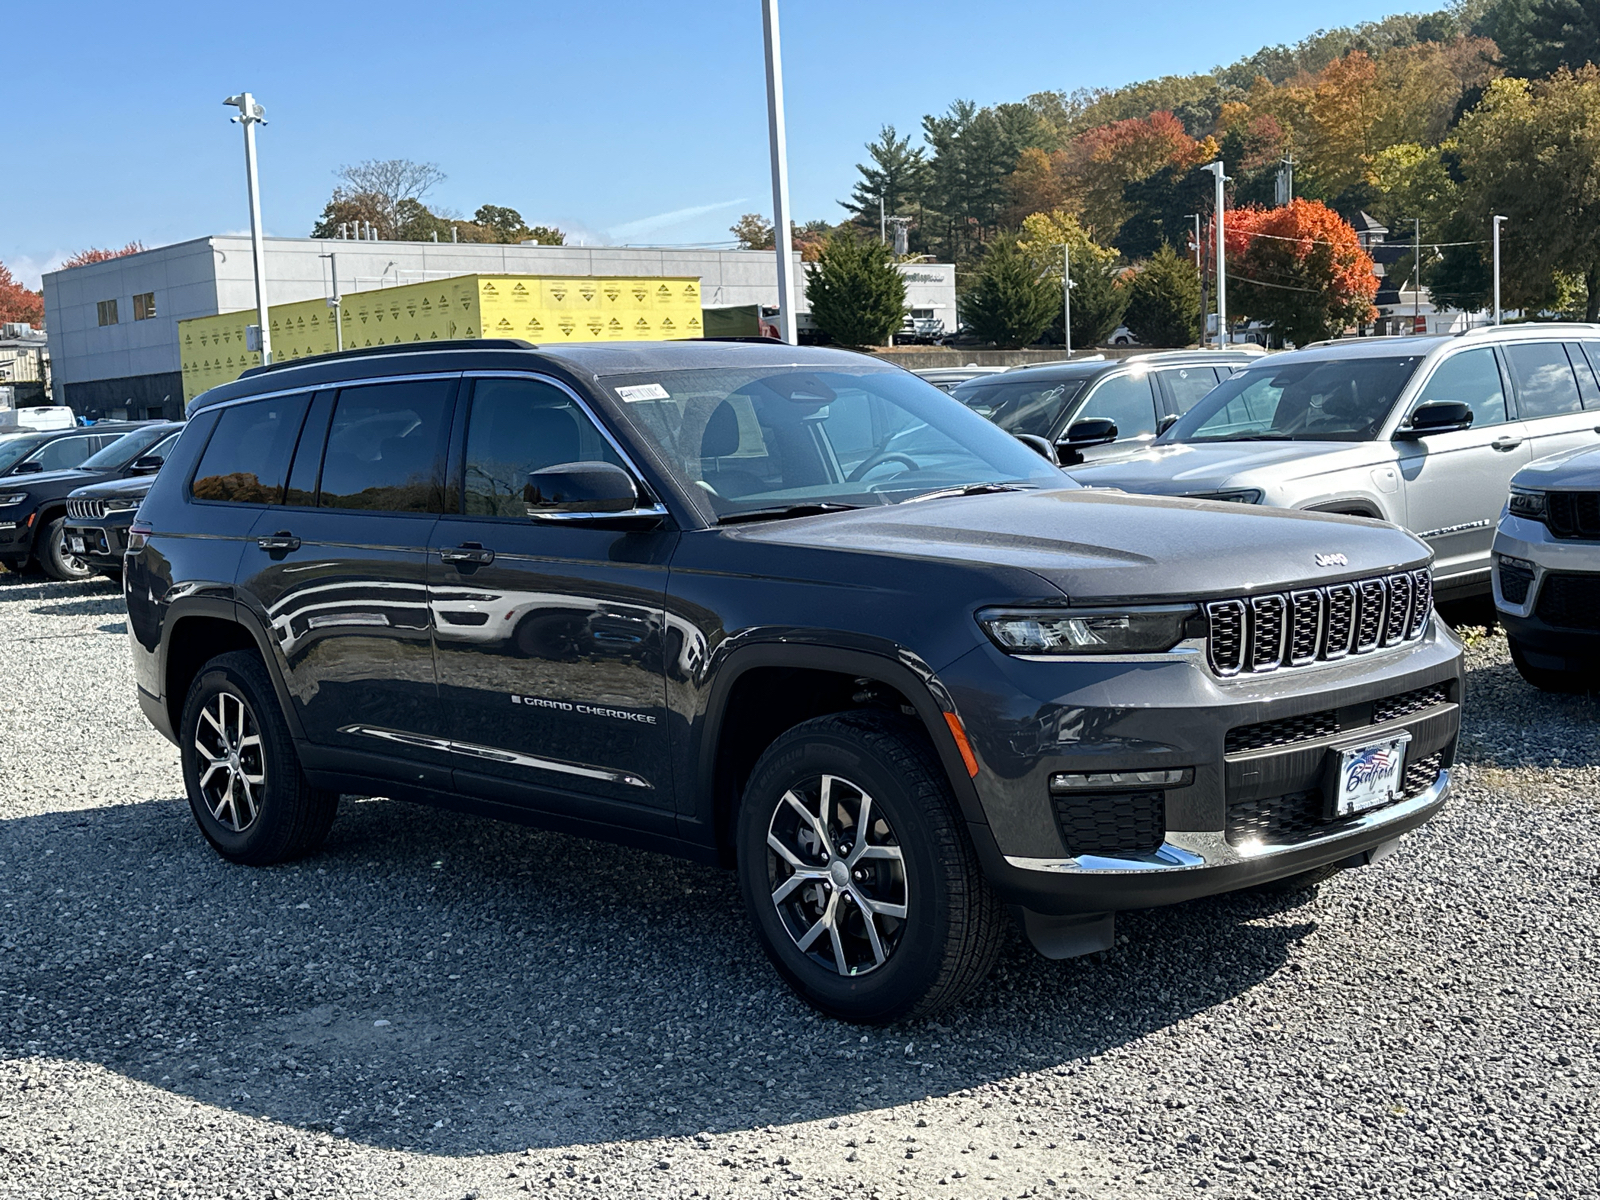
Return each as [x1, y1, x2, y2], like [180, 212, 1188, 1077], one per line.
[128, 341, 1462, 1022]
[1, 423, 182, 580]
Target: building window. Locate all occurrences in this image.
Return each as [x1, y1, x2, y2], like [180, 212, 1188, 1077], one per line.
[132, 292, 156, 321]
[97, 299, 119, 326]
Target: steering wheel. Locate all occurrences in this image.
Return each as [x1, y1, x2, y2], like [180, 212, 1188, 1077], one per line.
[847, 451, 919, 483]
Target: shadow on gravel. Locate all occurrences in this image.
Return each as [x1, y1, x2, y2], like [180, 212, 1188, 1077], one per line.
[0, 797, 1307, 1157]
[30, 595, 127, 618]
[0, 576, 118, 605]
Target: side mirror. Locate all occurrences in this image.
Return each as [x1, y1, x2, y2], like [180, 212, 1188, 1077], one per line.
[1013, 433, 1058, 463]
[1156, 413, 1180, 436]
[1397, 401, 1473, 439]
[130, 454, 164, 475]
[1058, 418, 1118, 450]
[525, 461, 639, 515]
[13, 461, 43, 475]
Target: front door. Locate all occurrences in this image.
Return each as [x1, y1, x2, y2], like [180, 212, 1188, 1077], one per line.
[1394, 346, 1529, 588]
[233, 378, 456, 766]
[1067, 370, 1160, 464]
[430, 375, 677, 813]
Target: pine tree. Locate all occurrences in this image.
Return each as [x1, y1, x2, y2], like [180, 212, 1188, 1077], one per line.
[1122, 244, 1202, 346]
[961, 236, 1059, 348]
[841, 126, 926, 226]
[804, 231, 907, 347]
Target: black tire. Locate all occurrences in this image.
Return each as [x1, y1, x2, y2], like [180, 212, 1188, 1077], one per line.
[736, 711, 1005, 1024]
[179, 650, 338, 865]
[38, 515, 93, 582]
[1509, 639, 1590, 694]
[97, 565, 123, 584]
[1245, 863, 1342, 895]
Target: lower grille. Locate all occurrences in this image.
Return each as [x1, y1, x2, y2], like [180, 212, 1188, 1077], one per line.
[1498, 556, 1535, 606]
[1226, 752, 1444, 847]
[1225, 683, 1450, 756]
[1534, 573, 1600, 630]
[1054, 790, 1166, 858]
[1546, 491, 1600, 539]
[1372, 683, 1448, 724]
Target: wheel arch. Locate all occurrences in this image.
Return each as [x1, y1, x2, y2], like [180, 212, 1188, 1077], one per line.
[162, 602, 307, 744]
[1302, 498, 1386, 520]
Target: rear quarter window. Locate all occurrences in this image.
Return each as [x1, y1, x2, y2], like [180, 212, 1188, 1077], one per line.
[191, 395, 312, 504]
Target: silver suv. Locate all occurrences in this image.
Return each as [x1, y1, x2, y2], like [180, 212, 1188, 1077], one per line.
[1067, 326, 1600, 600]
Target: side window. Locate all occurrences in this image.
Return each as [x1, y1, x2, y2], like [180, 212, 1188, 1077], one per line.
[1565, 342, 1600, 408]
[319, 380, 453, 513]
[1159, 367, 1222, 416]
[191, 394, 312, 504]
[283, 392, 334, 507]
[461, 378, 624, 517]
[28, 436, 97, 472]
[1411, 348, 1507, 427]
[1077, 372, 1157, 438]
[1505, 342, 1583, 418]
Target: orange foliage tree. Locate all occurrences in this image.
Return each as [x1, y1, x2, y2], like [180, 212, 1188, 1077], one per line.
[0, 260, 43, 325]
[1225, 199, 1377, 344]
[60, 242, 145, 269]
[1064, 111, 1203, 239]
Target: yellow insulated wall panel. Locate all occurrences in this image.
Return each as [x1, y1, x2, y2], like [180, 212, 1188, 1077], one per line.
[179, 274, 704, 401]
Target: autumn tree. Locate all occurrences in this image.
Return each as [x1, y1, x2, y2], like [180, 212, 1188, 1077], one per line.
[1122, 244, 1202, 346]
[1226, 199, 1378, 344]
[1064, 111, 1202, 240]
[960, 235, 1058, 348]
[60, 242, 145, 268]
[731, 213, 774, 250]
[1018, 209, 1128, 345]
[804, 230, 906, 347]
[0, 261, 43, 325]
[311, 188, 390, 238]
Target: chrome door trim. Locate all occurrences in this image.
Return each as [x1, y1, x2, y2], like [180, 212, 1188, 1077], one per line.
[339, 723, 654, 789]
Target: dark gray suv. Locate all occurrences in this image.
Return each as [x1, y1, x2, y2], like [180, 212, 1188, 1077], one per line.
[126, 340, 1461, 1022]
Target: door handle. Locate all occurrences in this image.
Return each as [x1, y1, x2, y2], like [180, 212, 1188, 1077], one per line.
[440, 543, 495, 566]
[257, 531, 301, 552]
[1491, 437, 1523, 451]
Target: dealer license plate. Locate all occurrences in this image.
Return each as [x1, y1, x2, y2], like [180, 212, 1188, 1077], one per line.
[69, 536, 85, 554]
[1333, 733, 1411, 817]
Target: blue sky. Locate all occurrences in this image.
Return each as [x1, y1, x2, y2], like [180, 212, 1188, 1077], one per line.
[1, 0, 1411, 287]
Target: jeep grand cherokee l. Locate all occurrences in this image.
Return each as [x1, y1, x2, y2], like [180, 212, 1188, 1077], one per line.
[127, 340, 1462, 1022]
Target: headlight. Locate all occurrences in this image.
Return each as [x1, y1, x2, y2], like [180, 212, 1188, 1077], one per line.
[1508, 486, 1547, 520]
[978, 605, 1197, 655]
[0, 493, 27, 507]
[1190, 489, 1263, 504]
[103, 500, 141, 514]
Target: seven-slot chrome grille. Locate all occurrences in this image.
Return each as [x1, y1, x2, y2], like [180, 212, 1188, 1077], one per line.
[1206, 568, 1432, 676]
[66, 498, 107, 520]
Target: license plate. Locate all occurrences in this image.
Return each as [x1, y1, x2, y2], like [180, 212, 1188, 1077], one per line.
[1332, 733, 1411, 817]
[69, 536, 85, 554]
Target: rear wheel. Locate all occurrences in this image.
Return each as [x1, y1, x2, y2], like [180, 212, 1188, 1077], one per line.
[736, 711, 1004, 1024]
[1509, 638, 1590, 694]
[179, 650, 338, 864]
[39, 516, 93, 582]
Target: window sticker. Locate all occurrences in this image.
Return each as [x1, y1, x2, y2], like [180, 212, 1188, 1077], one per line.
[615, 383, 671, 402]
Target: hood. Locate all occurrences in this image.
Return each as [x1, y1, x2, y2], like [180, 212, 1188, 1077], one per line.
[1066, 440, 1374, 495]
[69, 474, 156, 501]
[728, 487, 1428, 603]
[2, 468, 99, 491]
[1515, 444, 1600, 490]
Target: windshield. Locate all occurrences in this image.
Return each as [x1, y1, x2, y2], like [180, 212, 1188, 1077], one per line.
[953, 376, 1088, 437]
[1169, 356, 1423, 443]
[0, 435, 46, 473]
[80, 425, 177, 470]
[603, 365, 1066, 519]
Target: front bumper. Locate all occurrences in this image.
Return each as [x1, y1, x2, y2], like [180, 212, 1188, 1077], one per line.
[1492, 516, 1600, 666]
[0, 507, 38, 555]
[942, 617, 1463, 914]
[63, 518, 132, 570]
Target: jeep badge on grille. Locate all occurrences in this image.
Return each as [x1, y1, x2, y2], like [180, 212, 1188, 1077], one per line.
[1315, 553, 1349, 567]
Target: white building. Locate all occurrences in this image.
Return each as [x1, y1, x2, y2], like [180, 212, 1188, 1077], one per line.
[42, 237, 958, 420]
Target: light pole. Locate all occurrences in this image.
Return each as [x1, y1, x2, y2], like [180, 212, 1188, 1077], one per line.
[1205, 161, 1228, 347]
[1492, 214, 1507, 326]
[320, 251, 343, 352]
[761, 0, 798, 344]
[224, 92, 272, 365]
[1061, 243, 1074, 358]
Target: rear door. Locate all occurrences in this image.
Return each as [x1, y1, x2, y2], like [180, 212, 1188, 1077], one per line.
[233, 377, 456, 777]
[1394, 346, 1528, 587]
[1153, 365, 1223, 424]
[429, 374, 677, 820]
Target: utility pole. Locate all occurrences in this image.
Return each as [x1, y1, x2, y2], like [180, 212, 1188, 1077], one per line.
[1205, 161, 1228, 347]
[879, 194, 886, 245]
[1185, 212, 1204, 345]
[224, 92, 272, 365]
[1061, 244, 1074, 358]
[761, 0, 798, 344]
[320, 251, 343, 352]
[1412, 217, 1421, 334]
[1492, 215, 1507, 326]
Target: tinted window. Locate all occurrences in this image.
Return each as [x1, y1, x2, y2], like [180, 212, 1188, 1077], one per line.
[283, 392, 334, 507]
[1412, 348, 1507, 427]
[1172, 356, 1422, 443]
[192, 396, 311, 504]
[81, 424, 178, 470]
[1159, 366, 1223, 415]
[27, 435, 99, 473]
[1505, 342, 1583, 418]
[1078, 373, 1157, 438]
[1565, 342, 1600, 408]
[0, 436, 45, 474]
[318, 381, 451, 512]
[954, 377, 1087, 437]
[463, 378, 625, 517]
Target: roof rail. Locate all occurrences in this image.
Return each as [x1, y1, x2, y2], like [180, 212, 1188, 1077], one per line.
[1003, 354, 1106, 371]
[238, 338, 535, 379]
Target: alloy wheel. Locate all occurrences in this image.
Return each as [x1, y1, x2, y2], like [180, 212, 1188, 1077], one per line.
[765, 774, 908, 976]
[194, 691, 266, 832]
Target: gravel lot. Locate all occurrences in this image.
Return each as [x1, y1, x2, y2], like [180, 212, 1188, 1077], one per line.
[1, 572, 1596, 1199]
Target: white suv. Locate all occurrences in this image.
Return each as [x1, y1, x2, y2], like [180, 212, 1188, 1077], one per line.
[1067, 325, 1600, 601]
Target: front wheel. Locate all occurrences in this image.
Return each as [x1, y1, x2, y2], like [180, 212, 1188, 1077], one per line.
[1509, 638, 1590, 694]
[39, 516, 94, 582]
[179, 650, 338, 864]
[736, 711, 1004, 1024]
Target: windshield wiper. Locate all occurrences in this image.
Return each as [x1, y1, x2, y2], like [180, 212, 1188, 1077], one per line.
[1190, 432, 1294, 442]
[717, 502, 862, 525]
[904, 482, 1037, 504]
